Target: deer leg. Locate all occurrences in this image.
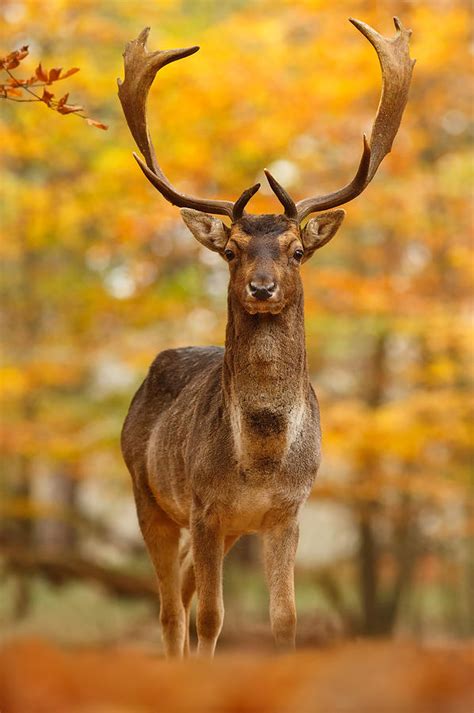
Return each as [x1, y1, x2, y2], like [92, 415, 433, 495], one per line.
[180, 534, 240, 656]
[179, 535, 194, 657]
[191, 515, 226, 657]
[134, 488, 185, 657]
[262, 519, 299, 650]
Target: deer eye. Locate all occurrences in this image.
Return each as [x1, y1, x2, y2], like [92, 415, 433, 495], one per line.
[224, 248, 235, 261]
[293, 248, 304, 261]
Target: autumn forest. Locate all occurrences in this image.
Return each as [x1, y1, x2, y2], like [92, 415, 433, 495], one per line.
[0, 0, 472, 709]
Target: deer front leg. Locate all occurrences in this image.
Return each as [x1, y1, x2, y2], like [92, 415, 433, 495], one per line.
[180, 534, 240, 656]
[191, 512, 225, 657]
[262, 519, 299, 650]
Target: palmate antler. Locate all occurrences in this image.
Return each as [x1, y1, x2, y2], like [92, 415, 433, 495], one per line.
[291, 17, 416, 221]
[118, 18, 415, 223]
[117, 27, 259, 220]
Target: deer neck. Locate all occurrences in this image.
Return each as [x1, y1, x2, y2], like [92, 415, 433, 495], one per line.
[223, 291, 309, 472]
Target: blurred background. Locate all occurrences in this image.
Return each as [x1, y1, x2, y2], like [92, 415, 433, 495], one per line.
[1, 0, 472, 655]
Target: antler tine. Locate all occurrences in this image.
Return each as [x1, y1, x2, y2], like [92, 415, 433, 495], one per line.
[296, 17, 415, 222]
[264, 169, 298, 219]
[133, 153, 238, 215]
[118, 28, 236, 219]
[232, 183, 261, 221]
[350, 17, 415, 183]
[295, 135, 371, 220]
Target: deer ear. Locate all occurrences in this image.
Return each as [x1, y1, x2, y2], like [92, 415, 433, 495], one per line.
[301, 209, 345, 261]
[180, 208, 229, 253]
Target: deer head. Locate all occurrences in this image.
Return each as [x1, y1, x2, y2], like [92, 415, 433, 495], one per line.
[118, 18, 415, 315]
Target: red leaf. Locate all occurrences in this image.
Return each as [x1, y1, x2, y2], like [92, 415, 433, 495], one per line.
[61, 67, 80, 79]
[6, 86, 22, 97]
[86, 118, 108, 130]
[57, 103, 83, 114]
[57, 92, 69, 108]
[1, 46, 29, 70]
[48, 67, 62, 83]
[17, 46, 29, 61]
[41, 88, 54, 106]
[5, 57, 20, 70]
[36, 63, 48, 82]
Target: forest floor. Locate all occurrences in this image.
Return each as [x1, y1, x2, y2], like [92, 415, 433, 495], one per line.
[1, 636, 472, 713]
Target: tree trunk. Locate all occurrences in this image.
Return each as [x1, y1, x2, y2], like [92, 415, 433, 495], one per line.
[358, 505, 379, 635]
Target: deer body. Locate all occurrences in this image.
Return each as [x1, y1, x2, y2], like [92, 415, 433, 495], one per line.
[118, 18, 414, 656]
[143, 307, 319, 524]
[122, 216, 324, 655]
[123, 301, 320, 533]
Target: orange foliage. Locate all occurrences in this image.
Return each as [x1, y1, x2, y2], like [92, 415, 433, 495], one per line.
[0, 44, 107, 127]
[1, 638, 473, 713]
[1, 0, 472, 638]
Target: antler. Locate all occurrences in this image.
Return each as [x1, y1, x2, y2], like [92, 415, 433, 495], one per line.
[119, 20, 414, 224]
[118, 28, 258, 220]
[290, 17, 415, 222]
[264, 169, 298, 219]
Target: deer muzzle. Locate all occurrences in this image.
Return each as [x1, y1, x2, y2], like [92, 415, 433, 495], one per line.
[248, 280, 277, 301]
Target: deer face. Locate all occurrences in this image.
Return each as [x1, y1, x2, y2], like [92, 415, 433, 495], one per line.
[120, 21, 414, 309]
[181, 209, 345, 315]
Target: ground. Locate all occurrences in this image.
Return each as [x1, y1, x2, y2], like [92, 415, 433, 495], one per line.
[1, 637, 472, 713]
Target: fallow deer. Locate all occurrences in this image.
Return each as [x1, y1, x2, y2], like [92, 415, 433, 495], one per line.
[119, 18, 414, 657]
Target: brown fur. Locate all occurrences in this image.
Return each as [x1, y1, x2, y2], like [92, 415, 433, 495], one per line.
[121, 211, 344, 656]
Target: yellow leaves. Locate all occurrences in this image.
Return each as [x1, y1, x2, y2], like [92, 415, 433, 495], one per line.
[317, 387, 471, 510]
[0, 367, 27, 397]
[411, 3, 470, 70]
[304, 268, 393, 315]
[0, 497, 60, 521]
[0, 361, 84, 403]
[2, 421, 87, 461]
[1, 0, 471, 517]
[321, 398, 368, 452]
[324, 390, 472, 470]
[427, 357, 458, 384]
[1, 422, 38, 458]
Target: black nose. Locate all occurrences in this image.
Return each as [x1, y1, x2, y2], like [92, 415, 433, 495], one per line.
[249, 281, 276, 301]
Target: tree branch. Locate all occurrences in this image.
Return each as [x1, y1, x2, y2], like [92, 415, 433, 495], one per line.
[1, 546, 158, 604]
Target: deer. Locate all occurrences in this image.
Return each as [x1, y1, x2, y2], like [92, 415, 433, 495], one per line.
[119, 17, 414, 657]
